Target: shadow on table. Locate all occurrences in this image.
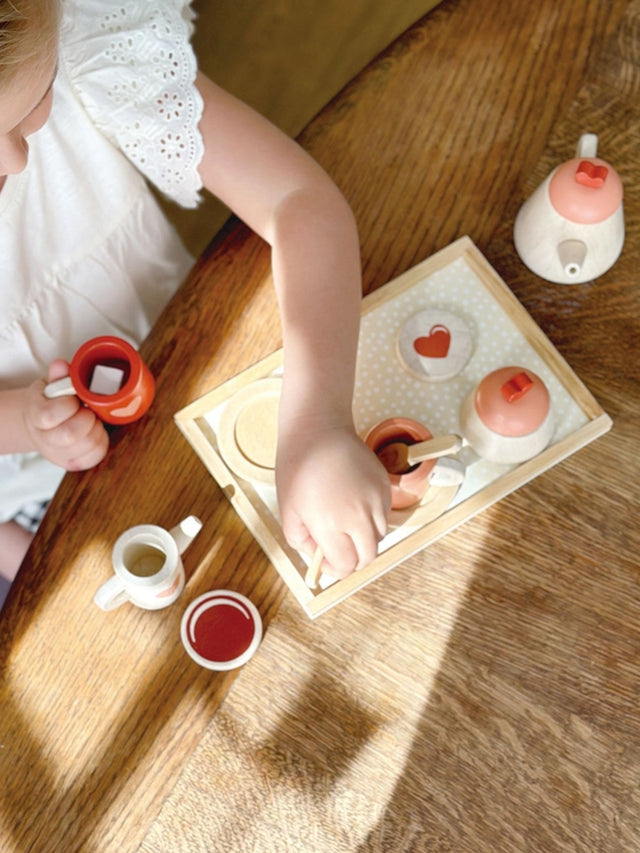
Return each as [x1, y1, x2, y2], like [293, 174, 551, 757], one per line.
[0, 520, 286, 853]
[353, 451, 640, 851]
[0, 219, 286, 853]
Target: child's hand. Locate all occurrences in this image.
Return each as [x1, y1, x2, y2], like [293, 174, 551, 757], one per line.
[23, 360, 109, 471]
[276, 423, 391, 579]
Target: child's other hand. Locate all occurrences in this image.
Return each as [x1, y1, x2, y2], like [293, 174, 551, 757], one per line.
[276, 424, 391, 579]
[23, 360, 109, 470]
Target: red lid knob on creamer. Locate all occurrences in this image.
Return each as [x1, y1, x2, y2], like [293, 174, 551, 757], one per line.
[474, 367, 550, 437]
[549, 156, 623, 224]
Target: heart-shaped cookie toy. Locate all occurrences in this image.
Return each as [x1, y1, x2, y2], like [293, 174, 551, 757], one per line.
[397, 309, 474, 382]
[413, 324, 451, 358]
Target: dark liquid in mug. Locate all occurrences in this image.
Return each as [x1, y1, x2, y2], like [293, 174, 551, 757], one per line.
[375, 435, 421, 474]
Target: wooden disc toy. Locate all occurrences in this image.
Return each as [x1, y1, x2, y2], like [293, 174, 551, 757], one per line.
[217, 378, 281, 485]
[387, 481, 460, 530]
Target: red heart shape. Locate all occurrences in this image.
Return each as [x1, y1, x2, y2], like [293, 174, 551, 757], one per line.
[414, 325, 451, 358]
[575, 160, 608, 188]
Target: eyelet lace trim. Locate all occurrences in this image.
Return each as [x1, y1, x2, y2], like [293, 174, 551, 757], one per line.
[63, 1, 204, 208]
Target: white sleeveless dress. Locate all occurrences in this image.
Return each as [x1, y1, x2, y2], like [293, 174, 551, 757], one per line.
[0, 0, 205, 522]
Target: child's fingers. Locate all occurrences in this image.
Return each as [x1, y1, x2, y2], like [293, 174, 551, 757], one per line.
[351, 522, 385, 573]
[29, 360, 76, 429]
[313, 505, 389, 579]
[282, 500, 388, 579]
[319, 536, 359, 579]
[32, 391, 82, 431]
[43, 406, 103, 449]
[281, 515, 315, 559]
[47, 358, 71, 382]
[63, 431, 110, 471]
[374, 500, 390, 543]
[32, 404, 109, 470]
[53, 415, 109, 471]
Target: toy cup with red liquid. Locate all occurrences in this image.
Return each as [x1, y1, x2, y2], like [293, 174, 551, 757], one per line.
[181, 590, 263, 670]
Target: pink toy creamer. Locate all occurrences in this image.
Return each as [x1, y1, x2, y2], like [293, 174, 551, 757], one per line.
[513, 133, 624, 284]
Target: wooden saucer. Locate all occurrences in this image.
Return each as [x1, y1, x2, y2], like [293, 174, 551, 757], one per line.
[217, 378, 281, 485]
[387, 481, 459, 529]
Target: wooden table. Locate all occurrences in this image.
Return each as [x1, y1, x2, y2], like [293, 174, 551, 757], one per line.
[2, 0, 638, 850]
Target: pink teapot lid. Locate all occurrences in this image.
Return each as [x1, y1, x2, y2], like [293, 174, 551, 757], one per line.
[474, 367, 550, 437]
[549, 154, 623, 224]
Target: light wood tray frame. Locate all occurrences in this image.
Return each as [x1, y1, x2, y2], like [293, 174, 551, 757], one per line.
[175, 237, 612, 618]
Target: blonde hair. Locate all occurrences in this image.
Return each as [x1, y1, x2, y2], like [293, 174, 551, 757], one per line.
[0, 0, 61, 85]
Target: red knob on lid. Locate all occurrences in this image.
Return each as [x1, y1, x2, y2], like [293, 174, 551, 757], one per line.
[475, 367, 550, 437]
[501, 371, 534, 402]
[575, 160, 609, 188]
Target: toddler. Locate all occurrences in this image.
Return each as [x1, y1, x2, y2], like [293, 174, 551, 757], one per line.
[0, 0, 390, 608]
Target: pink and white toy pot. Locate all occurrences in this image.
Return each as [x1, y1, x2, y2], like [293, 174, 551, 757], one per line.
[513, 133, 624, 284]
[460, 366, 554, 464]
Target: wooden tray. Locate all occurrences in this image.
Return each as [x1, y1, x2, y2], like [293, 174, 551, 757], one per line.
[175, 237, 612, 618]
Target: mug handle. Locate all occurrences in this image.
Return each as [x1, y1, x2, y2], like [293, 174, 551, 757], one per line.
[44, 376, 76, 399]
[94, 575, 130, 611]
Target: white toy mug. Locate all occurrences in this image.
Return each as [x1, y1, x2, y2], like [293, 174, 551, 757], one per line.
[94, 516, 202, 611]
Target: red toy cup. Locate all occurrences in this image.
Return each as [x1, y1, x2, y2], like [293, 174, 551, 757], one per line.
[44, 335, 155, 425]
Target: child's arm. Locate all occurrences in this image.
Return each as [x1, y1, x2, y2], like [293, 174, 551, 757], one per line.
[195, 74, 391, 578]
[0, 361, 109, 470]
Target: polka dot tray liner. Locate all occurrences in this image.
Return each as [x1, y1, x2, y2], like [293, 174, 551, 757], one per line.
[175, 237, 612, 618]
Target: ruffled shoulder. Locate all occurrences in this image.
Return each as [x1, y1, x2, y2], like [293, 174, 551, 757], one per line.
[60, 0, 204, 208]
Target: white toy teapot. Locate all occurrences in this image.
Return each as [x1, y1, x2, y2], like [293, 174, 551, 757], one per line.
[513, 133, 624, 284]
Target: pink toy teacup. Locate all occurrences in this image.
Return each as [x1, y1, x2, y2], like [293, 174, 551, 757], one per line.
[364, 417, 437, 509]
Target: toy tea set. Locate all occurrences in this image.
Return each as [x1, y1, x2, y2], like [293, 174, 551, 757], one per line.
[47, 334, 263, 670]
[92, 510, 262, 671]
[176, 131, 617, 618]
[43, 335, 156, 424]
[82, 133, 619, 632]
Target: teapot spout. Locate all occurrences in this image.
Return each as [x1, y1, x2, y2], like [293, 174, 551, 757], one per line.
[170, 515, 203, 554]
[557, 239, 587, 279]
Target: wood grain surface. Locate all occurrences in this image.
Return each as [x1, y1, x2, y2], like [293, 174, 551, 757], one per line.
[170, 0, 443, 254]
[1, 0, 638, 851]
